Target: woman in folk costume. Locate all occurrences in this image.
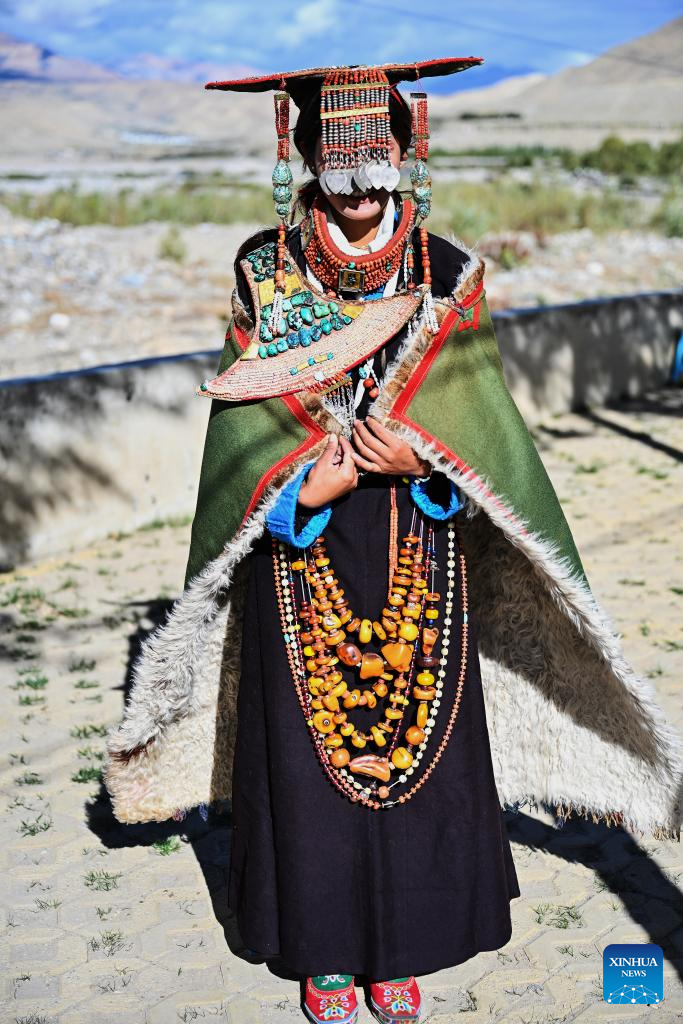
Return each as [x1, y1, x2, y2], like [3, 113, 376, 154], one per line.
[103, 58, 682, 1024]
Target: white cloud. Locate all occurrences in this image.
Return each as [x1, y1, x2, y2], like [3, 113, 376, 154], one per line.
[15, 0, 113, 26]
[275, 0, 336, 48]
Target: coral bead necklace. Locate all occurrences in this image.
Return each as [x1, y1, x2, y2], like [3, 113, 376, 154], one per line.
[272, 482, 469, 809]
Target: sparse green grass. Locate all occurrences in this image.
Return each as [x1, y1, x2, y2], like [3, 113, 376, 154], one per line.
[96, 906, 113, 919]
[51, 604, 89, 619]
[70, 724, 108, 739]
[618, 578, 646, 587]
[0, 173, 669, 241]
[636, 465, 669, 480]
[158, 224, 187, 262]
[1, 180, 274, 227]
[532, 902, 584, 929]
[0, 586, 45, 609]
[15, 670, 48, 689]
[77, 745, 105, 761]
[18, 694, 46, 706]
[34, 896, 62, 910]
[18, 812, 53, 837]
[71, 765, 102, 784]
[69, 657, 97, 672]
[84, 869, 123, 892]
[15, 771, 43, 786]
[153, 836, 183, 856]
[88, 928, 127, 956]
[73, 678, 100, 690]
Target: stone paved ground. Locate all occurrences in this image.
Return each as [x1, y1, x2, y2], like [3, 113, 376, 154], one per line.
[1, 385, 682, 1024]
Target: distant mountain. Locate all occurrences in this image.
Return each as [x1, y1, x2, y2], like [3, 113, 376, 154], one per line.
[0, 31, 119, 82]
[435, 15, 683, 125]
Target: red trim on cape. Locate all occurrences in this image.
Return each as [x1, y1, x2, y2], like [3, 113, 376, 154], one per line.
[238, 394, 327, 528]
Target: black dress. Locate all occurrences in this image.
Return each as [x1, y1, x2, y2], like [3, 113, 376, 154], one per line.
[227, 219, 521, 980]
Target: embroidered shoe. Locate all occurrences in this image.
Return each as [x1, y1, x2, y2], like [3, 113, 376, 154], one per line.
[369, 976, 421, 1023]
[304, 975, 358, 1023]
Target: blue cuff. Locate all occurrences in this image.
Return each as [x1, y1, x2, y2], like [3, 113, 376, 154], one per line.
[410, 473, 464, 520]
[265, 461, 332, 548]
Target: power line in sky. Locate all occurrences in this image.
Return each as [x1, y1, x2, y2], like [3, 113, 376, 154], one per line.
[343, 0, 683, 76]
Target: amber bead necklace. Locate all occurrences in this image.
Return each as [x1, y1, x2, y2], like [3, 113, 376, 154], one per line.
[272, 482, 469, 809]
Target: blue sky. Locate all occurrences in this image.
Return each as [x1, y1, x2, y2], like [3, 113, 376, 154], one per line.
[0, 0, 680, 88]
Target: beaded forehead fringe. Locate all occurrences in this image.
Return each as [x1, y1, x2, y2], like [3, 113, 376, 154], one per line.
[317, 66, 400, 196]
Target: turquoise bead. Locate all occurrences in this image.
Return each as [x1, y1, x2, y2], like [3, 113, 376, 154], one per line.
[320, 319, 332, 335]
[287, 331, 300, 348]
[328, 300, 339, 313]
[282, 297, 292, 312]
[307, 356, 316, 365]
[260, 305, 272, 322]
[347, 261, 356, 269]
[330, 315, 344, 330]
[272, 158, 293, 185]
[259, 323, 273, 342]
[313, 302, 329, 318]
[291, 291, 306, 307]
[276, 338, 288, 352]
[341, 314, 352, 325]
[311, 325, 322, 341]
[267, 342, 278, 356]
[300, 331, 312, 347]
[300, 306, 314, 325]
[277, 318, 288, 337]
[289, 367, 298, 375]
[258, 344, 268, 358]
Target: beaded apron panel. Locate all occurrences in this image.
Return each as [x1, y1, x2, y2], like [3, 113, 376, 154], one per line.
[197, 241, 425, 402]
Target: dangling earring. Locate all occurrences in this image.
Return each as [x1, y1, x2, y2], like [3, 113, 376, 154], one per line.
[410, 91, 432, 222]
[269, 89, 292, 334]
[410, 91, 438, 333]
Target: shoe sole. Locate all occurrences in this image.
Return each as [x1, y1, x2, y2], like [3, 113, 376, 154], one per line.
[369, 998, 421, 1024]
[303, 1000, 359, 1024]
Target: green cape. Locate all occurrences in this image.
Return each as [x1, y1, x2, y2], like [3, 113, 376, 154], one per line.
[103, 252, 682, 839]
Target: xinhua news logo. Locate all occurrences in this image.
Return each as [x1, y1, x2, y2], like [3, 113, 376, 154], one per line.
[603, 943, 663, 1005]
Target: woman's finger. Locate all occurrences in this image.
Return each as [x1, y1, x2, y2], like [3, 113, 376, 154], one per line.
[365, 416, 398, 446]
[320, 432, 339, 464]
[350, 449, 381, 473]
[353, 418, 389, 457]
[352, 426, 384, 463]
[338, 435, 358, 476]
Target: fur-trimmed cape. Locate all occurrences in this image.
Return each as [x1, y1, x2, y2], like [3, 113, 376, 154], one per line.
[103, 242, 682, 840]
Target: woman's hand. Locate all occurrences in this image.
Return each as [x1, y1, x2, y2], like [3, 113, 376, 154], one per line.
[298, 433, 359, 508]
[351, 416, 430, 476]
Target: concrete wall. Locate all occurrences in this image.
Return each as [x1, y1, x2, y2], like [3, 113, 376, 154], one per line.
[1, 289, 681, 569]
